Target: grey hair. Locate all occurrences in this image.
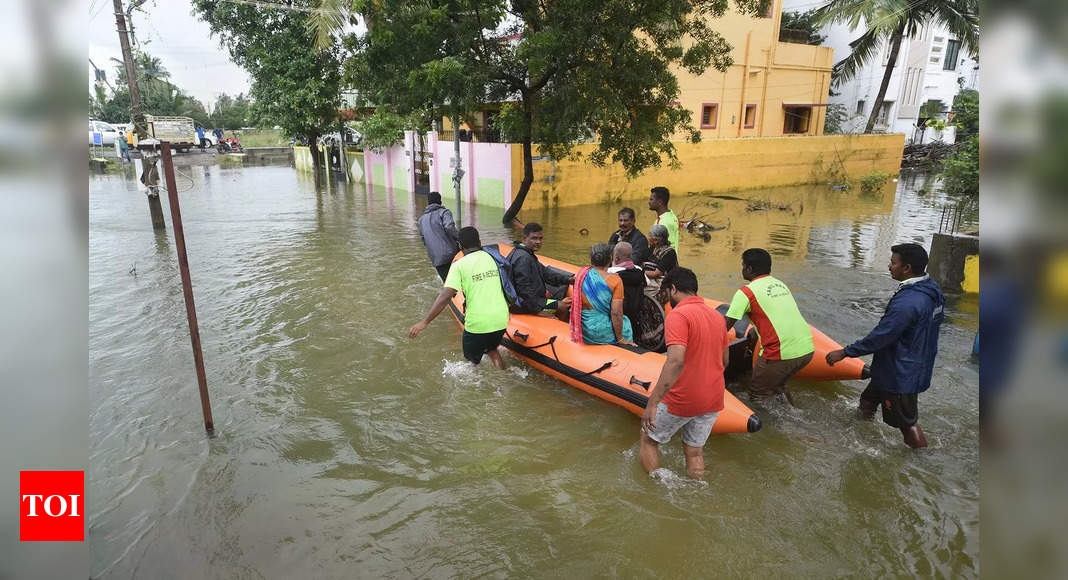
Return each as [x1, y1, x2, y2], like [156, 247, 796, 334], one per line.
[649, 224, 670, 244]
[612, 241, 632, 262]
[590, 243, 613, 267]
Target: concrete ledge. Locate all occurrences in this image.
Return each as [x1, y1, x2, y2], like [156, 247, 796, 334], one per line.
[929, 232, 979, 294]
[244, 147, 293, 163]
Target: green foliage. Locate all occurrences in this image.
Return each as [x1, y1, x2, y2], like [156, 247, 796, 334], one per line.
[346, 0, 769, 221]
[939, 135, 978, 196]
[937, 89, 978, 196]
[355, 110, 421, 152]
[780, 10, 827, 45]
[860, 171, 892, 193]
[90, 51, 210, 126]
[950, 88, 978, 138]
[919, 99, 947, 118]
[192, 0, 343, 145]
[823, 103, 849, 134]
[210, 94, 252, 129]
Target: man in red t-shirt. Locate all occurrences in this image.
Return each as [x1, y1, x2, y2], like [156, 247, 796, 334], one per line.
[640, 267, 730, 477]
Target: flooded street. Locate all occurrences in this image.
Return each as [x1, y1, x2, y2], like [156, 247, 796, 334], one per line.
[89, 162, 978, 578]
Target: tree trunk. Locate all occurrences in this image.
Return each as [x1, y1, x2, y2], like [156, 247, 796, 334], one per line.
[308, 130, 322, 174]
[308, 130, 322, 188]
[865, 23, 906, 134]
[501, 100, 534, 225]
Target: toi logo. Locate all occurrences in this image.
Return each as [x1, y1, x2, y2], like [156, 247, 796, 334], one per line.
[19, 471, 84, 541]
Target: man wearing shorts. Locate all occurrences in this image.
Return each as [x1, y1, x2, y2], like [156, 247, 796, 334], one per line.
[639, 267, 729, 478]
[725, 248, 815, 404]
[827, 243, 945, 449]
[409, 227, 510, 369]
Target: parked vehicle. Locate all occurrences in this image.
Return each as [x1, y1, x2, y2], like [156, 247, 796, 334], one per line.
[89, 120, 120, 146]
[216, 135, 244, 154]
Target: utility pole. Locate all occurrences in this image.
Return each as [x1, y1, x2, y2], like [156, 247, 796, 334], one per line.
[113, 0, 165, 230]
[452, 111, 463, 227]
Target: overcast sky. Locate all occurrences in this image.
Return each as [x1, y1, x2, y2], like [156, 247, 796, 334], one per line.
[88, 0, 251, 110]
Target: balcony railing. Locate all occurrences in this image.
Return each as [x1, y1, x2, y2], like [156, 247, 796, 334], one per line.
[437, 129, 507, 143]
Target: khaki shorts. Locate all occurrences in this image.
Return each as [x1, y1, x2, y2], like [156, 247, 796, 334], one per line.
[644, 402, 720, 447]
[750, 352, 813, 401]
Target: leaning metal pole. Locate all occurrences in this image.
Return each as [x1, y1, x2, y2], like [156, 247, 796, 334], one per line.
[161, 142, 215, 433]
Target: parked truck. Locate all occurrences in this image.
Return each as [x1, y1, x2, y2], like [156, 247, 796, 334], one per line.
[135, 115, 197, 152]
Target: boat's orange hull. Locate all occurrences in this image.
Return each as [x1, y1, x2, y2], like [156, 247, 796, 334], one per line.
[443, 245, 866, 434]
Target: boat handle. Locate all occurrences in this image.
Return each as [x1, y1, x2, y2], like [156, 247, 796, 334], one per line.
[630, 376, 651, 391]
[513, 331, 529, 342]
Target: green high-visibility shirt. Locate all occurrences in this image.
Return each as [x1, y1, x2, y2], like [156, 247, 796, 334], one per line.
[726, 274, 814, 360]
[656, 210, 680, 249]
[444, 250, 509, 334]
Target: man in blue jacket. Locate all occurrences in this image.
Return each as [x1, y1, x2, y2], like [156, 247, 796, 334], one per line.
[826, 243, 945, 448]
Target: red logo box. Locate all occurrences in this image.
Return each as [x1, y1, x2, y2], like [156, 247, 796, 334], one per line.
[19, 471, 84, 541]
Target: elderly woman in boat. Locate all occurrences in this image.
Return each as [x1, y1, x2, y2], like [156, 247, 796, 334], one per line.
[568, 243, 636, 346]
[643, 224, 678, 300]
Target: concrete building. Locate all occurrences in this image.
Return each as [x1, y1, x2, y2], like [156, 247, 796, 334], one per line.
[674, 0, 834, 138]
[446, 0, 835, 140]
[782, 0, 977, 143]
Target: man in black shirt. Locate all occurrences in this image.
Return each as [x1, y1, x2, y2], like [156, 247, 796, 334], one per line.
[608, 207, 649, 265]
[508, 222, 574, 314]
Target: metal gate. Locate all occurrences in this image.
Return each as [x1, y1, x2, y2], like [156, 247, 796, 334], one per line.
[413, 132, 431, 194]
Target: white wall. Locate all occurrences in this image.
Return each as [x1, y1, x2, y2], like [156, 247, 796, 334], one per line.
[782, 0, 977, 142]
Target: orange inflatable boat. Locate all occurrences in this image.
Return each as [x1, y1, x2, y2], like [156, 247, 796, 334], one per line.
[445, 245, 867, 435]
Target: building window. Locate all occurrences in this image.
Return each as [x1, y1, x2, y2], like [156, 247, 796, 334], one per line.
[783, 107, 812, 134]
[856, 100, 865, 115]
[700, 103, 719, 129]
[931, 45, 942, 53]
[944, 39, 961, 71]
[875, 101, 894, 126]
[762, 0, 774, 18]
[930, 56, 941, 64]
[744, 104, 757, 128]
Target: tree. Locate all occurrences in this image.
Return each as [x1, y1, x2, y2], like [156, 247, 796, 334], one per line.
[815, 0, 978, 134]
[938, 88, 977, 195]
[780, 10, 827, 45]
[210, 93, 252, 129]
[192, 0, 345, 176]
[90, 50, 211, 126]
[346, 0, 770, 224]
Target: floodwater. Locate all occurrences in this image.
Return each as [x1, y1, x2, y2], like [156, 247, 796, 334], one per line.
[89, 161, 978, 578]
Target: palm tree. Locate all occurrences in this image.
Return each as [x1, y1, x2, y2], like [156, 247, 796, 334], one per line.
[814, 0, 978, 133]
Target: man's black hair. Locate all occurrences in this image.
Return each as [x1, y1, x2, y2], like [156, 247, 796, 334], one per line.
[618, 207, 636, 220]
[891, 242, 929, 274]
[427, 191, 442, 205]
[523, 222, 543, 237]
[741, 248, 772, 276]
[650, 186, 670, 205]
[459, 226, 482, 250]
[664, 267, 698, 294]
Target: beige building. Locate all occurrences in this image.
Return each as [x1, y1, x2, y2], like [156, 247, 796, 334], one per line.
[444, 1, 833, 140]
[676, 0, 834, 138]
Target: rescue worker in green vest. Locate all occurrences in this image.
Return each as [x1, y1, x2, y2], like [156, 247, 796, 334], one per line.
[408, 227, 509, 369]
[725, 248, 814, 404]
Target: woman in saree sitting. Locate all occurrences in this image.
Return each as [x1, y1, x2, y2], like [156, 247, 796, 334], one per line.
[568, 243, 636, 346]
